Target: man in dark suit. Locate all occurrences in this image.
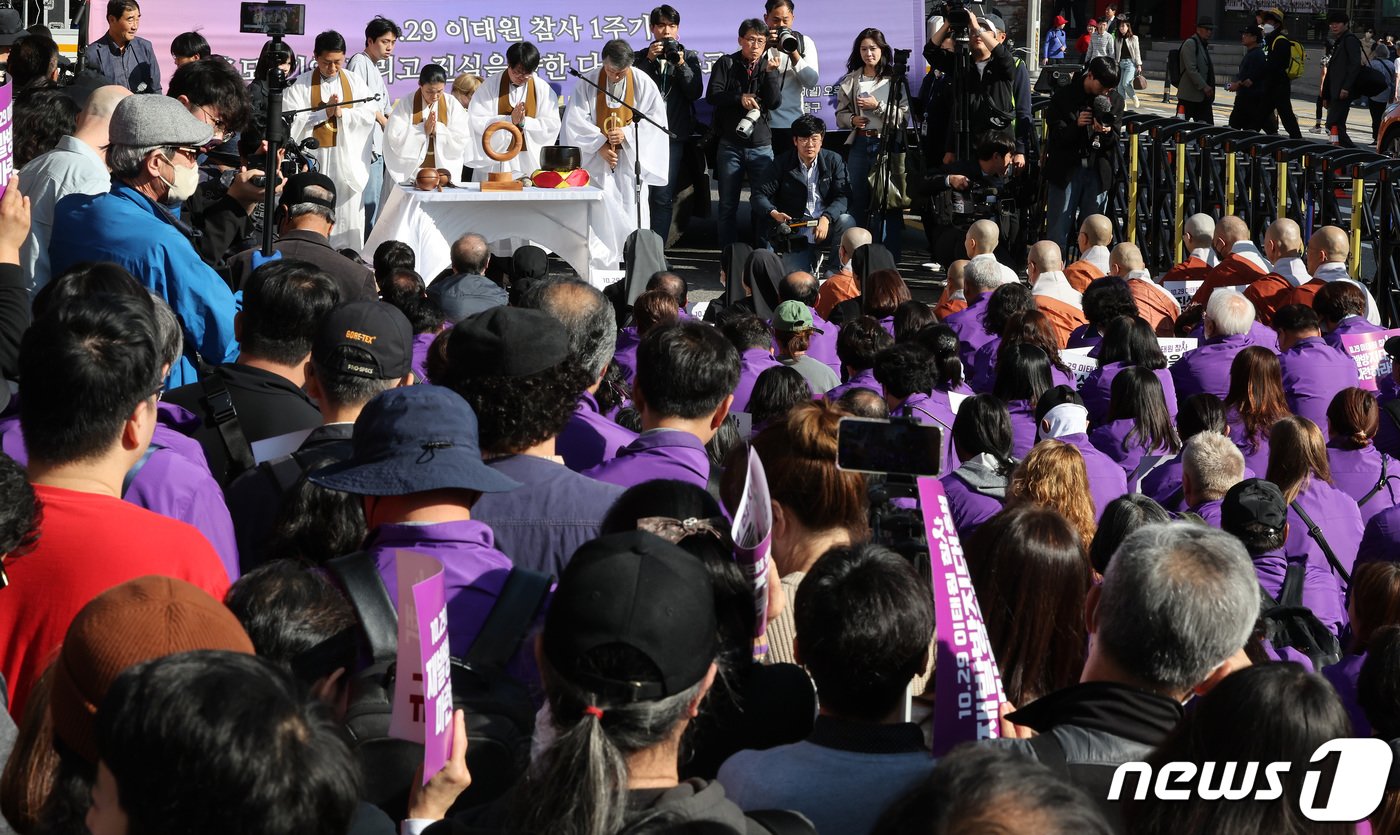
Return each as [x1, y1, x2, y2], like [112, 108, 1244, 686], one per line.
[1322, 9, 1362, 148]
[752, 113, 853, 273]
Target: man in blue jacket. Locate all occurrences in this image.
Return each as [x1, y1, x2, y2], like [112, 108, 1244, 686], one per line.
[752, 113, 853, 273]
[49, 94, 238, 386]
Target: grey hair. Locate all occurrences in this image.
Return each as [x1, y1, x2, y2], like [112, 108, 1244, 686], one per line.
[149, 292, 183, 370]
[109, 144, 173, 181]
[288, 184, 336, 225]
[522, 278, 616, 379]
[601, 38, 635, 69]
[1181, 430, 1245, 501]
[964, 257, 1005, 293]
[1098, 522, 1258, 695]
[1205, 290, 1254, 336]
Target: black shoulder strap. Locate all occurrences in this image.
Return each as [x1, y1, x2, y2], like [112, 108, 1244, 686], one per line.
[1278, 559, 1306, 608]
[121, 442, 163, 498]
[1127, 453, 1168, 492]
[198, 371, 256, 477]
[1290, 499, 1352, 585]
[326, 550, 400, 664]
[267, 451, 310, 494]
[465, 568, 552, 672]
[1360, 453, 1391, 507]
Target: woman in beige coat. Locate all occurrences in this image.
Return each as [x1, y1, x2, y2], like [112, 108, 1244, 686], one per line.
[835, 27, 910, 256]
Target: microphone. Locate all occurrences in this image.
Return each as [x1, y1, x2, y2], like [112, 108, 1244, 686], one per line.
[567, 67, 583, 78]
[1091, 95, 1115, 125]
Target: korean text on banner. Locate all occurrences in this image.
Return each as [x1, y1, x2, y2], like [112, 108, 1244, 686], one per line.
[0, 82, 12, 199]
[1162, 279, 1203, 307]
[1341, 328, 1400, 391]
[730, 447, 773, 659]
[1156, 337, 1198, 367]
[1061, 348, 1098, 387]
[388, 550, 454, 785]
[916, 477, 1007, 756]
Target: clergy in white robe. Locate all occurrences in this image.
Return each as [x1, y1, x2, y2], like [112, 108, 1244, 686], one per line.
[284, 32, 378, 251]
[560, 39, 669, 251]
[384, 63, 471, 187]
[463, 43, 561, 181]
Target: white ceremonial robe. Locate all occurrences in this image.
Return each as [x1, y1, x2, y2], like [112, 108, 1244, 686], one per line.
[384, 92, 471, 186]
[464, 72, 561, 180]
[285, 70, 378, 250]
[561, 69, 668, 267]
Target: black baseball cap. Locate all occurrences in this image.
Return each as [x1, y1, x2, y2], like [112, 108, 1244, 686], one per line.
[1221, 478, 1287, 533]
[279, 171, 337, 211]
[448, 306, 569, 378]
[1241, 24, 1264, 38]
[312, 301, 413, 379]
[543, 532, 718, 703]
[1384, 335, 1400, 359]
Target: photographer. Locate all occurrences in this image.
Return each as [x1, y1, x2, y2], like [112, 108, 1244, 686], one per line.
[762, 0, 819, 150]
[923, 131, 1015, 269]
[753, 113, 852, 272]
[1043, 55, 1121, 251]
[706, 18, 783, 250]
[637, 4, 703, 243]
[924, 11, 1017, 165]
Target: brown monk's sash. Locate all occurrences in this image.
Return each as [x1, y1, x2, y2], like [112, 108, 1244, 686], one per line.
[311, 72, 355, 148]
[496, 73, 537, 150]
[595, 68, 635, 135]
[412, 91, 449, 169]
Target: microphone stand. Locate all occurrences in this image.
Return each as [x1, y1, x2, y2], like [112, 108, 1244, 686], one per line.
[568, 67, 677, 231]
[281, 92, 384, 116]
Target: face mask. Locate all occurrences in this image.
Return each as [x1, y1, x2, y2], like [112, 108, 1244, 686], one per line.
[1262, 23, 1276, 34]
[160, 156, 199, 205]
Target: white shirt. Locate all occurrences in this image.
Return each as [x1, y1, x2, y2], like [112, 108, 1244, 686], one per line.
[799, 156, 822, 242]
[1031, 270, 1083, 309]
[1271, 255, 1311, 287]
[1189, 246, 1221, 267]
[1082, 245, 1111, 276]
[1230, 240, 1272, 273]
[1313, 262, 1382, 325]
[346, 52, 389, 155]
[18, 135, 112, 294]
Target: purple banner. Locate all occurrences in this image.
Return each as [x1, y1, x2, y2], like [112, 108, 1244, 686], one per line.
[388, 550, 453, 784]
[0, 82, 12, 199]
[916, 476, 1006, 757]
[106, 1, 924, 127]
[1340, 328, 1400, 392]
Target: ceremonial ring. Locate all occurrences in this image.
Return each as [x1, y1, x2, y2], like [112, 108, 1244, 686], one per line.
[482, 121, 525, 162]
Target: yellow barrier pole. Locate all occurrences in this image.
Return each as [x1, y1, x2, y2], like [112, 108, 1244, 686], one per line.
[1128, 133, 1139, 244]
[1225, 150, 1237, 217]
[1350, 173, 1363, 279]
[1276, 155, 1288, 221]
[1174, 136, 1186, 264]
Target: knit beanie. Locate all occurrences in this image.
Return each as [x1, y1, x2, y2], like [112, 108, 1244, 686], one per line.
[48, 576, 254, 763]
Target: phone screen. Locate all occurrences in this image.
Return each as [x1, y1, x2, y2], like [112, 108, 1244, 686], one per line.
[836, 417, 943, 476]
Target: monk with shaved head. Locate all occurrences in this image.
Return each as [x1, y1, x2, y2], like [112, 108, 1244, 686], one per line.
[1111, 242, 1180, 336]
[1285, 225, 1382, 328]
[1189, 215, 1269, 307]
[1027, 240, 1086, 347]
[1243, 218, 1307, 324]
[1063, 214, 1113, 292]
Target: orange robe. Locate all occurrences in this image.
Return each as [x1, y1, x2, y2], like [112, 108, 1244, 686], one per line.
[1243, 273, 1296, 326]
[1286, 279, 1326, 309]
[1063, 259, 1105, 293]
[1034, 295, 1088, 348]
[1190, 253, 1268, 306]
[815, 269, 859, 319]
[1159, 255, 1212, 287]
[1127, 278, 1180, 336]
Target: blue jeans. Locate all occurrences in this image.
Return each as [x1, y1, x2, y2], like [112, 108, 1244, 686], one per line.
[772, 212, 855, 274]
[648, 139, 686, 244]
[364, 154, 385, 231]
[846, 134, 905, 260]
[716, 140, 775, 249]
[1119, 60, 1137, 98]
[1046, 165, 1107, 251]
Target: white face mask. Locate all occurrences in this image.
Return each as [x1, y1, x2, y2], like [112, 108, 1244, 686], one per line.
[1262, 23, 1276, 34]
[160, 155, 199, 205]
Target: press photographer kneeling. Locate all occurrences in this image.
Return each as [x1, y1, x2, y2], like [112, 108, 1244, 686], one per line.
[922, 131, 1017, 269]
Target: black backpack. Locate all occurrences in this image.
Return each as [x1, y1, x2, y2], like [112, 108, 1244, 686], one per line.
[1167, 47, 1183, 87]
[1258, 559, 1342, 670]
[327, 550, 551, 822]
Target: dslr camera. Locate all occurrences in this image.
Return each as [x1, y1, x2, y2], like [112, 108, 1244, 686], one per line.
[735, 107, 763, 139]
[771, 26, 802, 54]
[659, 37, 685, 62]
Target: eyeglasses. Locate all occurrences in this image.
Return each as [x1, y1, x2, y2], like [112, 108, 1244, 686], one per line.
[742, 36, 767, 45]
[195, 105, 229, 136]
[168, 146, 201, 161]
[146, 381, 165, 402]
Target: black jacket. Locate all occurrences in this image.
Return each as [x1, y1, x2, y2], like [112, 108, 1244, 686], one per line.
[0, 264, 30, 385]
[993, 681, 1185, 834]
[1327, 31, 1362, 100]
[1265, 32, 1294, 87]
[928, 40, 1018, 152]
[1044, 73, 1124, 189]
[752, 148, 850, 226]
[705, 52, 783, 148]
[637, 48, 703, 139]
[227, 229, 378, 300]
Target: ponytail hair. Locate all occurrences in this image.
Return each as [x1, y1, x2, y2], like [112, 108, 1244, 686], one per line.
[1326, 387, 1379, 449]
[912, 323, 965, 392]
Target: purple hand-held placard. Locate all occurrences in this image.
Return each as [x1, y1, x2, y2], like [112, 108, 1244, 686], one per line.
[1341, 329, 1400, 392]
[414, 570, 453, 783]
[916, 476, 1007, 757]
[0, 82, 12, 200]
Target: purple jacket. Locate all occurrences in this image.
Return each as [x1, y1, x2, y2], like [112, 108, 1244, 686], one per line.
[878, 315, 896, 339]
[1324, 315, 1385, 351]
[557, 390, 640, 473]
[1007, 399, 1038, 459]
[1327, 442, 1397, 525]
[1088, 418, 1174, 481]
[1170, 334, 1253, 401]
[1284, 479, 1360, 631]
[945, 296, 992, 368]
[1279, 337, 1360, 431]
[1066, 323, 1101, 351]
[367, 520, 515, 656]
[1359, 502, 1400, 564]
[899, 390, 959, 476]
[968, 342, 1078, 394]
[807, 309, 842, 376]
[941, 461, 1008, 540]
[1081, 363, 1178, 426]
[827, 367, 881, 402]
[1226, 409, 1274, 479]
[582, 428, 711, 491]
[1141, 454, 1188, 511]
[613, 326, 641, 384]
[1322, 653, 1370, 737]
[732, 348, 783, 413]
[1191, 498, 1224, 527]
[1057, 432, 1129, 520]
[0, 403, 239, 580]
[412, 330, 440, 384]
[1186, 319, 1280, 353]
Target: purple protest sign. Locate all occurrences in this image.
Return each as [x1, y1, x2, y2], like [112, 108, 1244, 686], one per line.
[1341, 329, 1400, 392]
[388, 550, 453, 784]
[109, 1, 923, 128]
[916, 476, 1006, 757]
[730, 447, 773, 659]
[0, 82, 12, 199]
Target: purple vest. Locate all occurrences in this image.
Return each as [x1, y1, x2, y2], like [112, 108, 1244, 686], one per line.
[1280, 337, 1360, 432]
[732, 348, 783, 414]
[827, 367, 882, 402]
[900, 390, 959, 476]
[1327, 442, 1397, 525]
[557, 390, 640, 473]
[1007, 399, 1038, 459]
[945, 296, 992, 368]
[1141, 454, 1187, 510]
[1066, 323, 1101, 351]
[613, 326, 641, 384]
[582, 428, 711, 491]
[1187, 319, 1280, 353]
[1088, 418, 1173, 480]
[1322, 653, 1371, 737]
[1171, 334, 1252, 401]
[1226, 410, 1273, 479]
[940, 470, 1006, 539]
[1325, 316, 1385, 351]
[807, 309, 842, 376]
[0, 404, 239, 581]
[1081, 362, 1178, 426]
[412, 331, 439, 384]
[1056, 432, 1129, 520]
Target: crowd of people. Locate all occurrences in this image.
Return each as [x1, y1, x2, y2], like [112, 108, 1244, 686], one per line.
[2, 2, 1400, 835]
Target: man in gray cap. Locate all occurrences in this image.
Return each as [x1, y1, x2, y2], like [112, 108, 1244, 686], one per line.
[1178, 16, 1217, 123]
[49, 94, 238, 387]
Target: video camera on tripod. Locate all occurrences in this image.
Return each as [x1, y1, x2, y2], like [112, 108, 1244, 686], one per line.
[241, 0, 306, 257]
[836, 417, 942, 563]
